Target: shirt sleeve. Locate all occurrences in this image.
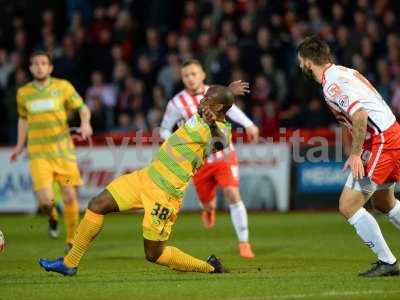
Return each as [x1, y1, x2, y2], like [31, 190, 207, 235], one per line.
[64, 80, 84, 111]
[16, 89, 27, 119]
[226, 104, 254, 128]
[326, 77, 364, 117]
[160, 100, 183, 140]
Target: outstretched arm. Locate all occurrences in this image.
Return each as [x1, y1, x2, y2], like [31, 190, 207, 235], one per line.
[227, 80, 259, 142]
[160, 101, 182, 141]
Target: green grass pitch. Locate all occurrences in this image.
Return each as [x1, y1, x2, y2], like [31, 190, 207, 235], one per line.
[0, 212, 399, 300]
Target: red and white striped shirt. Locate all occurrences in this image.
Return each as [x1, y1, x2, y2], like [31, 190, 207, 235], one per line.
[322, 64, 396, 139]
[160, 86, 254, 162]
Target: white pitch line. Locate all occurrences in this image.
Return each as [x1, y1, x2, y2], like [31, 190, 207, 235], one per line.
[234, 289, 400, 300]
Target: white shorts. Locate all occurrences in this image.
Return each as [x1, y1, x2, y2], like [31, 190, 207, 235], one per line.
[345, 173, 395, 194]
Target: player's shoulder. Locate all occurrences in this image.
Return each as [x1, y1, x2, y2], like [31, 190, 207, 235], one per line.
[17, 81, 34, 96]
[51, 77, 73, 88]
[170, 89, 187, 104]
[325, 64, 355, 83]
[185, 113, 201, 127]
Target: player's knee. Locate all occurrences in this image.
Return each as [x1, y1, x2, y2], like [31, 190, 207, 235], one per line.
[39, 202, 53, 214]
[203, 202, 215, 211]
[88, 194, 108, 214]
[144, 248, 162, 263]
[61, 189, 76, 204]
[339, 201, 355, 219]
[223, 187, 240, 204]
[88, 191, 118, 214]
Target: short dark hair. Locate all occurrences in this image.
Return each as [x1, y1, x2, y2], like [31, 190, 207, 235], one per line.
[206, 85, 234, 113]
[297, 36, 333, 65]
[30, 50, 53, 64]
[182, 58, 203, 69]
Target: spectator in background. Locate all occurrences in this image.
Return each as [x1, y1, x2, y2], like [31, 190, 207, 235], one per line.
[134, 55, 156, 95]
[40, 28, 63, 59]
[53, 35, 80, 85]
[89, 6, 110, 44]
[177, 35, 193, 62]
[90, 28, 113, 78]
[214, 43, 241, 84]
[180, 0, 199, 39]
[89, 95, 108, 133]
[4, 69, 28, 143]
[251, 74, 274, 104]
[113, 10, 135, 61]
[331, 2, 345, 27]
[391, 77, 400, 117]
[86, 70, 117, 109]
[238, 16, 257, 75]
[165, 31, 179, 53]
[220, 20, 237, 45]
[147, 85, 166, 130]
[132, 112, 148, 131]
[114, 113, 133, 133]
[0, 49, 14, 90]
[376, 59, 393, 104]
[197, 31, 220, 82]
[139, 28, 165, 68]
[259, 53, 287, 103]
[13, 30, 29, 57]
[334, 26, 353, 66]
[157, 52, 181, 98]
[302, 98, 330, 129]
[113, 60, 131, 88]
[308, 5, 325, 34]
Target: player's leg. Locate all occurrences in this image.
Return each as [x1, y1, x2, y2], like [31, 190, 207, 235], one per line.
[36, 187, 59, 239]
[216, 154, 254, 258]
[201, 196, 217, 229]
[39, 189, 119, 275]
[63, 190, 119, 267]
[222, 186, 254, 258]
[30, 159, 59, 238]
[193, 168, 217, 228]
[372, 186, 400, 230]
[59, 185, 80, 250]
[144, 238, 224, 273]
[141, 172, 227, 273]
[54, 159, 83, 248]
[340, 175, 398, 276]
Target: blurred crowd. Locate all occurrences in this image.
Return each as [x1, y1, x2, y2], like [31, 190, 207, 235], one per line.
[1, 0, 400, 144]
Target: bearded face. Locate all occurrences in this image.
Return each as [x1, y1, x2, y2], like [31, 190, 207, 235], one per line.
[298, 55, 316, 81]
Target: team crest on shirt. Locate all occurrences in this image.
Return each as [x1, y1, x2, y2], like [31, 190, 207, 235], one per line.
[50, 90, 60, 97]
[336, 94, 349, 108]
[327, 83, 341, 97]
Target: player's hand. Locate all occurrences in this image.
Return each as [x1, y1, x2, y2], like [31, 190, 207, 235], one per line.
[245, 125, 259, 143]
[10, 146, 24, 162]
[202, 106, 217, 126]
[228, 80, 250, 96]
[79, 122, 93, 140]
[343, 154, 365, 180]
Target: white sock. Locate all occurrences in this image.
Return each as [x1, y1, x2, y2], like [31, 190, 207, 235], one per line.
[387, 199, 400, 231]
[229, 201, 249, 243]
[348, 207, 396, 264]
